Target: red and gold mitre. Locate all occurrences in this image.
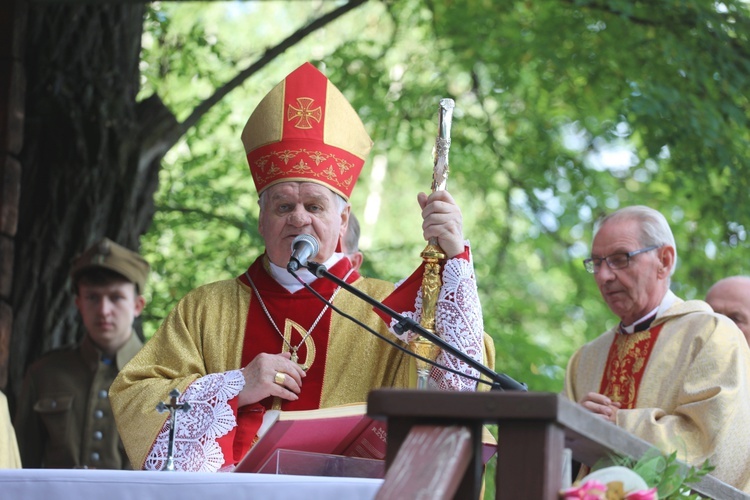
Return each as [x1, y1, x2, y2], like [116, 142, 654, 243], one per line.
[241, 62, 373, 201]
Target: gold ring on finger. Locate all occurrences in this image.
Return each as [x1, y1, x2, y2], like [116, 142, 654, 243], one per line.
[274, 371, 287, 385]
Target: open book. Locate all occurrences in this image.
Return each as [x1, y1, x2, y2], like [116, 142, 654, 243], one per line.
[233, 402, 498, 474]
[234, 403, 386, 473]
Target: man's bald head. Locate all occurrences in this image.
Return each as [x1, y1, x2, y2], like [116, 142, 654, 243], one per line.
[706, 276, 750, 345]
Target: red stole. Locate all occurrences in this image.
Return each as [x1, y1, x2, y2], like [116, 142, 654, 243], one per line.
[598, 324, 664, 409]
[224, 255, 360, 465]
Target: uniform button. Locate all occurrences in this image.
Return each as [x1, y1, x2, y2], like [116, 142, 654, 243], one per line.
[99, 390, 108, 399]
[94, 410, 104, 419]
[93, 431, 103, 440]
[91, 452, 100, 462]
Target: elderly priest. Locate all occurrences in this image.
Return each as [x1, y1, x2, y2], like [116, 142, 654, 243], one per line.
[566, 205, 750, 492]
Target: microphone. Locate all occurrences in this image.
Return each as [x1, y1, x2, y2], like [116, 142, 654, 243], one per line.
[306, 261, 327, 278]
[287, 234, 319, 273]
[299, 260, 528, 391]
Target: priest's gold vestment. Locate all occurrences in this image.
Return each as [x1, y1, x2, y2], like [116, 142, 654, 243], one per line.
[566, 298, 750, 492]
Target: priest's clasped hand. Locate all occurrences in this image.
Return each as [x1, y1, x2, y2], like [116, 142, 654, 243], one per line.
[238, 352, 306, 407]
[579, 392, 621, 423]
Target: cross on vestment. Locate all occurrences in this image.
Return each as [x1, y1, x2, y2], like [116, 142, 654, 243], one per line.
[156, 388, 191, 471]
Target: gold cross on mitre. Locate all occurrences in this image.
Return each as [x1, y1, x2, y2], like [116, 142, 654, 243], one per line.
[287, 97, 322, 129]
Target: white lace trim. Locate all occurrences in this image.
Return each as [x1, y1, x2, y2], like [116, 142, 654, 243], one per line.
[432, 257, 483, 391]
[388, 245, 484, 392]
[143, 370, 245, 472]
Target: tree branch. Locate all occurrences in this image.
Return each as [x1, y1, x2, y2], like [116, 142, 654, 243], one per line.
[135, 0, 369, 203]
[176, 0, 368, 140]
[155, 205, 254, 233]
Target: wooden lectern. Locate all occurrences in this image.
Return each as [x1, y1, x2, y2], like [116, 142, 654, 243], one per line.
[367, 390, 748, 500]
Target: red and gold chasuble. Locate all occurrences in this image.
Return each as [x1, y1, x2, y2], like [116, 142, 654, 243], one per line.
[598, 324, 664, 409]
[226, 255, 360, 464]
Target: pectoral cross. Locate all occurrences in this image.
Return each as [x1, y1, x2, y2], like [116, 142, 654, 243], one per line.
[156, 388, 191, 471]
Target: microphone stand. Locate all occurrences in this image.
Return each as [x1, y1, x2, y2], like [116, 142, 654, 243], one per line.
[305, 261, 528, 392]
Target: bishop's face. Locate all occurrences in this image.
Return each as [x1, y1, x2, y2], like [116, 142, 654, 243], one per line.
[258, 182, 349, 269]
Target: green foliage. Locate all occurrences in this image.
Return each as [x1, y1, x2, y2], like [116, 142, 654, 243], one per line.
[595, 449, 715, 499]
[139, 0, 750, 406]
[136, 4, 750, 498]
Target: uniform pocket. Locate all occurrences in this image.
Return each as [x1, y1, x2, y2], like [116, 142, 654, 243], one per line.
[34, 395, 74, 414]
[34, 395, 75, 449]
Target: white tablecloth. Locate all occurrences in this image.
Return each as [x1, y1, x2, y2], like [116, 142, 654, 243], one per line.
[0, 468, 383, 500]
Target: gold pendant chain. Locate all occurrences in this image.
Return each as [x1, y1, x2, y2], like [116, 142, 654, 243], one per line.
[244, 267, 354, 361]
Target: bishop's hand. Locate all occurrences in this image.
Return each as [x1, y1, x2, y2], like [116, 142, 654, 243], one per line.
[418, 190, 464, 259]
[238, 352, 306, 407]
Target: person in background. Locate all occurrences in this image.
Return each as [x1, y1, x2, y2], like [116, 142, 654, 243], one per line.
[706, 275, 750, 346]
[14, 238, 149, 469]
[110, 62, 492, 472]
[565, 205, 750, 492]
[0, 391, 20, 468]
[341, 211, 364, 272]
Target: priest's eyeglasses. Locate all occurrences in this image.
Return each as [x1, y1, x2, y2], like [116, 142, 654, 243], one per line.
[583, 245, 660, 274]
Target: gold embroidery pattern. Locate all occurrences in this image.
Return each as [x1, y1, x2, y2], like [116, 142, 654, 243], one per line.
[600, 330, 658, 409]
[287, 97, 322, 129]
[290, 159, 314, 175]
[277, 150, 297, 164]
[255, 157, 269, 170]
[319, 166, 338, 181]
[264, 164, 282, 178]
[251, 149, 354, 191]
[335, 158, 354, 174]
[309, 152, 327, 165]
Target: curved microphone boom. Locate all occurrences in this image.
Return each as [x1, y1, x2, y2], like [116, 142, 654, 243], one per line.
[287, 234, 319, 273]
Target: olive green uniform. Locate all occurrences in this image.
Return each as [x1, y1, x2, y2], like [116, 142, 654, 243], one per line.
[14, 332, 142, 469]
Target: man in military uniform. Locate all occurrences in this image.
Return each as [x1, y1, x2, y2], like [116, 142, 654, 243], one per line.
[14, 238, 149, 469]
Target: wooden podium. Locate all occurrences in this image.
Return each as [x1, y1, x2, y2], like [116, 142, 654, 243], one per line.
[367, 390, 748, 500]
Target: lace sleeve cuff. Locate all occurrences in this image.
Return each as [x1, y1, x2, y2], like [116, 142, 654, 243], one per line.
[380, 242, 485, 392]
[143, 370, 245, 472]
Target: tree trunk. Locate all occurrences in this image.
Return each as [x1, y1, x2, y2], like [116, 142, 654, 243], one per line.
[8, 4, 168, 400]
[7, 0, 366, 408]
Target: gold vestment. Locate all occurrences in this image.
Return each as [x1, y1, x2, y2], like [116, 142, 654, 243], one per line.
[566, 298, 750, 492]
